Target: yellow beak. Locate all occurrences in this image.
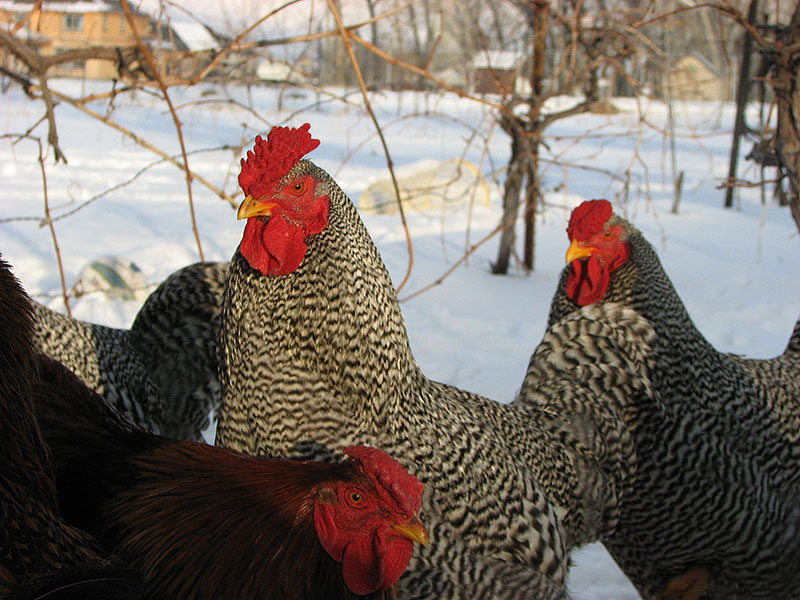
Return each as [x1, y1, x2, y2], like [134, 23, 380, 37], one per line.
[392, 517, 429, 547]
[237, 195, 279, 220]
[565, 239, 596, 264]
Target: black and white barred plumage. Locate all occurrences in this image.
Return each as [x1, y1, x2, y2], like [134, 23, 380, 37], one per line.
[515, 302, 657, 552]
[32, 261, 227, 441]
[216, 158, 658, 599]
[549, 211, 800, 599]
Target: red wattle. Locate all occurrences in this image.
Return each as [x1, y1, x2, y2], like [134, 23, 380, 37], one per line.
[240, 217, 308, 276]
[566, 255, 610, 306]
[376, 537, 413, 591]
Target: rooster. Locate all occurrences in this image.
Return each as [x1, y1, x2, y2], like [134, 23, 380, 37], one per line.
[32, 349, 427, 600]
[546, 198, 800, 599]
[33, 260, 227, 441]
[0, 254, 142, 599]
[215, 124, 660, 599]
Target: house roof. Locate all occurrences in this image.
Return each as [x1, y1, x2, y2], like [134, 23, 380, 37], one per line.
[169, 20, 220, 51]
[676, 52, 722, 78]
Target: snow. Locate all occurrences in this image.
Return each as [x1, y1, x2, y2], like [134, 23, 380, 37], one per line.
[170, 20, 220, 51]
[2, 80, 799, 599]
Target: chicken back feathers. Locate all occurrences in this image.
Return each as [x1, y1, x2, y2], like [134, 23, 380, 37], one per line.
[0, 254, 142, 599]
[33, 350, 425, 600]
[32, 260, 227, 441]
[549, 199, 800, 599]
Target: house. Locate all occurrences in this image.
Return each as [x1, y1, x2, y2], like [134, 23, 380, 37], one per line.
[0, 0, 153, 79]
[671, 53, 732, 102]
[156, 19, 223, 81]
[472, 50, 524, 96]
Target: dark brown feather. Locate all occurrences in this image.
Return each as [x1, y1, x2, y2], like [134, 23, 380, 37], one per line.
[0, 254, 142, 599]
[33, 352, 396, 600]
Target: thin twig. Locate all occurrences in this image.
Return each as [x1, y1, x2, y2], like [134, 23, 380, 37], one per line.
[349, 32, 505, 112]
[33, 137, 71, 315]
[399, 222, 507, 303]
[324, 0, 415, 293]
[120, 0, 204, 261]
[187, 0, 307, 84]
[45, 87, 237, 207]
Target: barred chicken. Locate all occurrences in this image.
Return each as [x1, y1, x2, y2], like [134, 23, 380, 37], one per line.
[547, 198, 800, 599]
[33, 349, 427, 600]
[32, 260, 227, 440]
[0, 253, 142, 599]
[216, 125, 659, 599]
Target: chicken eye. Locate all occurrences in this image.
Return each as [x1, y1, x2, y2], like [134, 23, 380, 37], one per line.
[290, 180, 306, 195]
[604, 230, 611, 237]
[348, 490, 365, 507]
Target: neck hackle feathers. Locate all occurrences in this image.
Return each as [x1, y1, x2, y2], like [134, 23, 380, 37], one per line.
[239, 123, 321, 199]
[567, 198, 612, 241]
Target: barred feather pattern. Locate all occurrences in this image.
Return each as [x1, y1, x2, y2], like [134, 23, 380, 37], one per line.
[515, 303, 657, 550]
[217, 160, 574, 600]
[32, 261, 227, 441]
[548, 219, 800, 599]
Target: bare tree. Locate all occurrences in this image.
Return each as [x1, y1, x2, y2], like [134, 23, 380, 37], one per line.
[769, 4, 800, 232]
[714, 0, 800, 233]
[3, 0, 769, 296]
[491, 0, 640, 274]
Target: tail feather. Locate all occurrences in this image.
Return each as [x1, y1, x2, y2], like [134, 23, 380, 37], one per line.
[5, 563, 142, 600]
[128, 261, 227, 439]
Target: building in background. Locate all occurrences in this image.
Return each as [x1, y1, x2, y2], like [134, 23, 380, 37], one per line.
[0, 0, 153, 79]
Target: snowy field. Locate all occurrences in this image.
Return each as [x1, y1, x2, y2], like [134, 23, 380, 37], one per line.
[2, 80, 799, 599]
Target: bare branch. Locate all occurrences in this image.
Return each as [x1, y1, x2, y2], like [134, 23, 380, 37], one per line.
[324, 0, 415, 293]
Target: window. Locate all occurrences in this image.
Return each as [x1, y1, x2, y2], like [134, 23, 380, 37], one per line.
[62, 13, 83, 31]
[102, 13, 109, 31]
[120, 16, 125, 32]
[63, 60, 86, 71]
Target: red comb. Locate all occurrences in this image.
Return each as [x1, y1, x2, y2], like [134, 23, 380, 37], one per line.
[345, 446, 423, 513]
[567, 199, 613, 241]
[239, 123, 320, 198]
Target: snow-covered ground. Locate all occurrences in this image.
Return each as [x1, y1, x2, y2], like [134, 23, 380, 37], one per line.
[2, 80, 798, 599]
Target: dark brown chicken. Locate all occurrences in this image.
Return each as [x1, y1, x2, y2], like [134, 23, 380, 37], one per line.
[0, 253, 142, 599]
[32, 349, 427, 600]
[544, 199, 800, 599]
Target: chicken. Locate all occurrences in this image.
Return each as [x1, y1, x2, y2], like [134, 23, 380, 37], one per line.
[546, 198, 800, 599]
[32, 260, 227, 441]
[215, 124, 661, 598]
[32, 352, 427, 600]
[0, 253, 142, 599]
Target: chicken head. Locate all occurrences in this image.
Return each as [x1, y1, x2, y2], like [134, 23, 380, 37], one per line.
[237, 124, 329, 276]
[313, 446, 428, 596]
[564, 198, 631, 305]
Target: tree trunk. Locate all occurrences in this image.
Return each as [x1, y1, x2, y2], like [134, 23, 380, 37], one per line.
[492, 115, 529, 275]
[522, 143, 539, 271]
[493, 1, 546, 275]
[724, 0, 758, 208]
[773, 3, 800, 233]
[522, 2, 546, 272]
